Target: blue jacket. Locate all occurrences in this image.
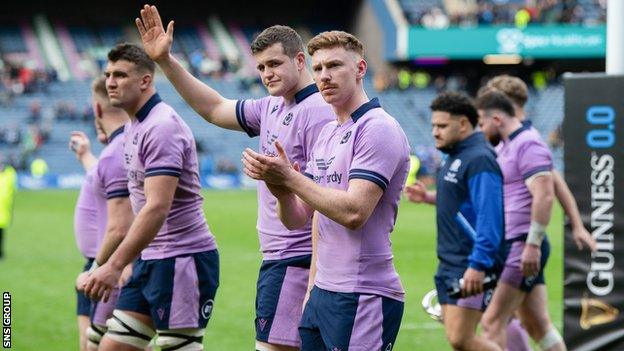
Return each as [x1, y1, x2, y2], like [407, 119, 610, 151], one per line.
[436, 132, 504, 272]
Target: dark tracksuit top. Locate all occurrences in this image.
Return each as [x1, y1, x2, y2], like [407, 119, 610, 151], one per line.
[435, 132, 505, 273]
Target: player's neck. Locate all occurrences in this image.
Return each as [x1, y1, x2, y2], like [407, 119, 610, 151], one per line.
[283, 72, 314, 105]
[333, 88, 369, 125]
[102, 118, 127, 136]
[514, 105, 526, 121]
[501, 118, 524, 140]
[128, 88, 157, 119]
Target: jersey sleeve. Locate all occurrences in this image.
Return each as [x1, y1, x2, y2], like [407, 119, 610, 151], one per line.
[236, 97, 270, 138]
[349, 120, 408, 191]
[97, 154, 129, 199]
[465, 155, 504, 271]
[517, 138, 553, 180]
[142, 117, 188, 178]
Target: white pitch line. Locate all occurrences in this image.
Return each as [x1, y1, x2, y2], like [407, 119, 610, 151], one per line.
[402, 322, 443, 330]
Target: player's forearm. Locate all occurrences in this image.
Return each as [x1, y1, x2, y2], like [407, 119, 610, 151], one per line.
[156, 53, 228, 122]
[276, 193, 313, 230]
[95, 221, 132, 266]
[107, 204, 168, 270]
[552, 170, 583, 228]
[78, 152, 97, 171]
[531, 189, 554, 226]
[285, 173, 366, 230]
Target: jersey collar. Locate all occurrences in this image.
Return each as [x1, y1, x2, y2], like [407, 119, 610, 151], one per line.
[136, 93, 162, 122]
[351, 97, 381, 122]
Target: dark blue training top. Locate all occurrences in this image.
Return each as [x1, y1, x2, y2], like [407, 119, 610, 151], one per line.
[435, 132, 505, 272]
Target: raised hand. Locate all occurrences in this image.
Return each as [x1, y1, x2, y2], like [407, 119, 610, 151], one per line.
[135, 4, 174, 63]
[265, 162, 300, 199]
[242, 140, 296, 186]
[69, 131, 91, 158]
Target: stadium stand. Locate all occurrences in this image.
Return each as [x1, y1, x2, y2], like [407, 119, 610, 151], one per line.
[0, 2, 594, 179]
[0, 76, 565, 175]
[399, 0, 607, 26]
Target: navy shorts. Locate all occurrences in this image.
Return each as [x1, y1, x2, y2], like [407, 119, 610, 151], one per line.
[500, 234, 550, 292]
[434, 267, 497, 312]
[116, 250, 219, 330]
[256, 254, 311, 347]
[299, 286, 403, 351]
[76, 258, 94, 316]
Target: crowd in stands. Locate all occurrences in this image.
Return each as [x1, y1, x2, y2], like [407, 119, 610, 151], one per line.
[374, 66, 558, 93]
[0, 57, 55, 106]
[406, 0, 607, 28]
[0, 56, 58, 171]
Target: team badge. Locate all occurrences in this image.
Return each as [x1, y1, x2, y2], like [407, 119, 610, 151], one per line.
[282, 112, 293, 126]
[201, 299, 214, 319]
[340, 131, 352, 144]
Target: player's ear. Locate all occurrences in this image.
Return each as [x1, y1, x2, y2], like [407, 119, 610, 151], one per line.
[294, 52, 306, 71]
[355, 58, 367, 80]
[95, 102, 103, 119]
[140, 72, 153, 91]
[492, 113, 503, 127]
[459, 115, 470, 130]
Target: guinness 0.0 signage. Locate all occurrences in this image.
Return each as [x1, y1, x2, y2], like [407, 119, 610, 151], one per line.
[563, 74, 624, 350]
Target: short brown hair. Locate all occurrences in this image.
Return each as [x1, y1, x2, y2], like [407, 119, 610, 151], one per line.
[250, 25, 304, 58]
[108, 43, 155, 74]
[307, 31, 364, 57]
[475, 90, 516, 117]
[486, 75, 528, 108]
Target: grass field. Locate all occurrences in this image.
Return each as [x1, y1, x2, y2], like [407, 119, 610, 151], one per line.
[0, 189, 564, 350]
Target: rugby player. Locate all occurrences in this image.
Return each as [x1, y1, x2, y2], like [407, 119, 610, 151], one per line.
[476, 90, 565, 351]
[406, 92, 504, 351]
[243, 31, 409, 351]
[83, 43, 219, 351]
[136, 5, 334, 350]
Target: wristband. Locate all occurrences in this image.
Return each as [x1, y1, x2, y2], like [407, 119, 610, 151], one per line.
[88, 260, 100, 273]
[527, 221, 547, 246]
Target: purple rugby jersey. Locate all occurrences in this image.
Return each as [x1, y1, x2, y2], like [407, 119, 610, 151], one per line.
[123, 94, 216, 260]
[93, 126, 130, 245]
[304, 98, 410, 301]
[74, 164, 100, 258]
[236, 84, 335, 260]
[497, 125, 553, 240]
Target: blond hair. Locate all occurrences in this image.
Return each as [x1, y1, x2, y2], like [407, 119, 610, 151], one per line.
[91, 76, 108, 100]
[307, 31, 364, 57]
[486, 75, 528, 108]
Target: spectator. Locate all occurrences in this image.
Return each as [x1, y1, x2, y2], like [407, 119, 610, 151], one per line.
[30, 156, 48, 178]
[4, 123, 21, 146]
[398, 69, 412, 90]
[421, 7, 450, 29]
[29, 100, 42, 124]
[0, 152, 18, 259]
[216, 157, 238, 175]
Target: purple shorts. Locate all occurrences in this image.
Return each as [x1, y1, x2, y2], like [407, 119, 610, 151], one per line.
[500, 235, 550, 292]
[256, 254, 311, 347]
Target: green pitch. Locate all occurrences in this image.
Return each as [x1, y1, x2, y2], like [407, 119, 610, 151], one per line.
[0, 190, 564, 350]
